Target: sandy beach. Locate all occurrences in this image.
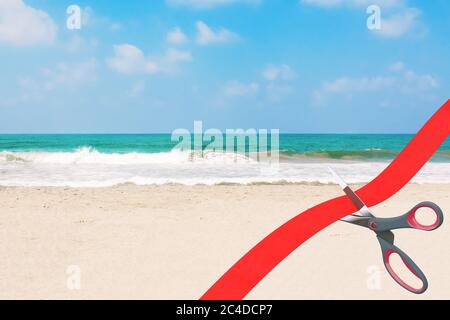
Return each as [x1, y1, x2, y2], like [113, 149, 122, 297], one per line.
[1, 183, 449, 300]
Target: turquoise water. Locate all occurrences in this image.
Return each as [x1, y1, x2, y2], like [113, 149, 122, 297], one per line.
[0, 134, 449, 161]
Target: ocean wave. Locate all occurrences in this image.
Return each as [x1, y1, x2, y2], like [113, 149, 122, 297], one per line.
[0, 152, 27, 162]
[0, 147, 449, 187]
[1, 147, 448, 165]
[0, 147, 256, 165]
[279, 149, 399, 160]
[280, 149, 450, 161]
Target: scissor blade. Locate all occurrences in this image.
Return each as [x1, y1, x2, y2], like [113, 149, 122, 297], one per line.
[340, 214, 371, 228]
[328, 167, 374, 218]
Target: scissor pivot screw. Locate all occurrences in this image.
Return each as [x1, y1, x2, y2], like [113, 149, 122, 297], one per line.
[368, 221, 378, 230]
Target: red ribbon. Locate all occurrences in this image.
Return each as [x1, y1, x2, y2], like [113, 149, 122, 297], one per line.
[201, 100, 450, 300]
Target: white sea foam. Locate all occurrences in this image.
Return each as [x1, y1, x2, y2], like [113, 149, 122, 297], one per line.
[0, 147, 254, 165]
[0, 148, 449, 187]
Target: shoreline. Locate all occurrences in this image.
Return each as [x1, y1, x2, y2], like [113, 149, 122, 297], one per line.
[1, 180, 450, 188]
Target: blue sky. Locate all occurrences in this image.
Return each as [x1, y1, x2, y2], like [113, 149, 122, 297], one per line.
[0, 0, 449, 133]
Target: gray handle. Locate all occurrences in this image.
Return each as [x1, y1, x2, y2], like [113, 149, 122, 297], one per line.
[377, 236, 428, 294]
[374, 201, 444, 232]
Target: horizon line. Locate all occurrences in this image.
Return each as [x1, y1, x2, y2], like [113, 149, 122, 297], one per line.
[0, 132, 419, 135]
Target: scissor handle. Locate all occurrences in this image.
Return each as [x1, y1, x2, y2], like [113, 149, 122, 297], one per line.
[406, 201, 444, 231]
[377, 236, 428, 294]
[373, 201, 444, 232]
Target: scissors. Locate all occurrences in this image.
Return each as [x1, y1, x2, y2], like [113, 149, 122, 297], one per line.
[329, 168, 444, 294]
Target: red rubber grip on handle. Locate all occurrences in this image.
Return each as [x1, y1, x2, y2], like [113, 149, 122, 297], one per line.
[406, 203, 443, 231]
[384, 249, 427, 294]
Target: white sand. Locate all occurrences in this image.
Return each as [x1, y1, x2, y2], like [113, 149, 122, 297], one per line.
[0, 183, 449, 299]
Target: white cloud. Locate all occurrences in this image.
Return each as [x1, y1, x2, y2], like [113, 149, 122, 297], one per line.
[18, 59, 97, 93]
[262, 64, 296, 81]
[222, 81, 259, 97]
[106, 44, 158, 75]
[300, 0, 404, 8]
[65, 35, 98, 53]
[301, 0, 421, 38]
[40, 59, 97, 90]
[110, 23, 122, 31]
[266, 83, 294, 102]
[0, 0, 57, 46]
[165, 48, 193, 63]
[167, 0, 261, 9]
[106, 44, 192, 75]
[66, 35, 85, 52]
[221, 64, 296, 101]
[261, 64, 296, 102]
[389, 61, 406, 72]
[372, 7, 420, 38]
[196, 21, 240, 45]
[127, 81, 146, 98]
[317, 76, 394, 94]
[389, 62, 438, 92]
[14, 59, 96, 105]
[313, 63, 438, 104]
[167, 27, 188, 44]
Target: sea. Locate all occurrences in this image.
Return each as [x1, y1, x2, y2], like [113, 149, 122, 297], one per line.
[0, 134, 449, 187]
